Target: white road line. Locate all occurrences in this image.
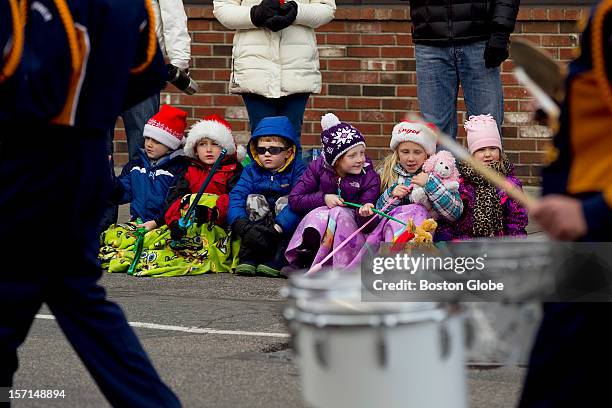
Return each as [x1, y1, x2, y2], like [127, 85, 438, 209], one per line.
[35, 314, 289, 338]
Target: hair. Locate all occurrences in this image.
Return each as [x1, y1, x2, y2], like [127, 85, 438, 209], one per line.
[377, 150, 401, 192]
[257, 136, 292, 149]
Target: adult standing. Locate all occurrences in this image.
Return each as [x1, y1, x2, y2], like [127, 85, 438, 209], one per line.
[102, 0, 193, 231]
[213, 0, 336, 145]
[408, 0, 520, 139]
[0, 0, 180, 406]
[114, 0, 192, 163]
[519, 1, 612, 406]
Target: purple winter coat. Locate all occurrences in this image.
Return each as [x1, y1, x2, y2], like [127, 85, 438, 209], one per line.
[289, 156, 382, 230]
[435, 166, 529, 241]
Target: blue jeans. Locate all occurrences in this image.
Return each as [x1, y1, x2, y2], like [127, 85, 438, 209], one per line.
[242, 93, 310, 153]
[0, 124, 180, 407]
[416, 41, 504, 139]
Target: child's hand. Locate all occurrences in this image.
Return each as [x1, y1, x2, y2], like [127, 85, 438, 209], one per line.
[411, 172, 429, 187]
[138, 220, 158, 231]
[392, 185, 412, 199]
[324, 194, 344, 208]
[358, 203, 374, 217]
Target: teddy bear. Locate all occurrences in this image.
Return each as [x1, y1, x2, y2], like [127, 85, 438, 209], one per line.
[412, 218, 438, 243]
[390, 218, 438, 253]
[409, 150, 460, 217]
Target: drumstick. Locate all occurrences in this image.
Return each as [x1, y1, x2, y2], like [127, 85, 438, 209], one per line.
[306, 198, 398, 276]
[405, 113, 538, 211]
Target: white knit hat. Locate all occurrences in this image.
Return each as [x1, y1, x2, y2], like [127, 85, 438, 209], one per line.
[390, 120, 438, 156]
[184, 114, 245, 161]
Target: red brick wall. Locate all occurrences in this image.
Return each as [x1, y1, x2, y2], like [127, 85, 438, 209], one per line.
[113, 5, 589, 186]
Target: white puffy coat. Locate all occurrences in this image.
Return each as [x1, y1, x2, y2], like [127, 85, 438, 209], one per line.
[213, 0, 336, 98]
[152, 0, 192, 70]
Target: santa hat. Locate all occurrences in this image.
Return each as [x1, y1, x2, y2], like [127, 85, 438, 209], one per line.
[464, 114, 502, 154]
[320, 113, 366, 166]
[390, 120, 438, 156]
[143, 105, 188, 150]
[184, 114, 246, 161]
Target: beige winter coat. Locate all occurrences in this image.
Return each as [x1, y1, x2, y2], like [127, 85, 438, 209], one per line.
[213, 0, 336, 98]
[151, 0, 191, 70]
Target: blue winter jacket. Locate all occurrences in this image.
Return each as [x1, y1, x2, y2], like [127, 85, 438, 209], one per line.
[113, 148, 187, 225]
[228, 116, 306, 234]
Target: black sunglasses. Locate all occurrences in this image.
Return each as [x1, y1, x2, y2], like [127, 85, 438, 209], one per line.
[255, 146, 288, 155]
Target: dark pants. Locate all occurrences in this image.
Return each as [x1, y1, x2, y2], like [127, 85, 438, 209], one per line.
[100, 134, 118, 232]
[117, 93, 160, 163]
[0, 124, 180, 407]
[238, 235, 290, 267]
[242, 92, 309, 155]
[519, 303, 612, 407]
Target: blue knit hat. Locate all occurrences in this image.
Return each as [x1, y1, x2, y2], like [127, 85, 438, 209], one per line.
[320, 113, 366, 166]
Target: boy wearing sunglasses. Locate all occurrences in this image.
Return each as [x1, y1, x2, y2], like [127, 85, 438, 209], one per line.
[228, 116, 306, 276]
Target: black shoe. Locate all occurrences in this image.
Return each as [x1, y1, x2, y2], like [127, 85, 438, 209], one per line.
[295, 247, 316, 267]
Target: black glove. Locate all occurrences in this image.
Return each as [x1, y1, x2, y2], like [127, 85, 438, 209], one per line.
[169, 220, 187, 241]
[195, 206, 219, 224]
[243, 224, 281, 252]
[250, 0, 281, 27]
[264, 1, 297, 32]
[251, 224, 282, 245]
[484, 32, 510, 69]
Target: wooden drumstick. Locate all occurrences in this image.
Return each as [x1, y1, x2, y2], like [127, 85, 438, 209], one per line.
[406, 113, 539, 210]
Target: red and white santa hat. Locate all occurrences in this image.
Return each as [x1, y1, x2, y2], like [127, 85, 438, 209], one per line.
[390, 119, 438, 156]
[184, 114, 246, 161]
[143, 105, 188, 150]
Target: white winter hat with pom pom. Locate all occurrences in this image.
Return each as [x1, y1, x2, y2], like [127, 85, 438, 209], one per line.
[320, 112, 366, 166]
[184, 114, 246, 162]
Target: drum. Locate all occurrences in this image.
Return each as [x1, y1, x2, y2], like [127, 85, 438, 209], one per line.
[283, 270, 468, 408]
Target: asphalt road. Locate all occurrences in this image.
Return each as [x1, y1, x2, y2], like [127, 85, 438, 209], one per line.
[9, 202, 533, 407]
[12, 273, 527, 408]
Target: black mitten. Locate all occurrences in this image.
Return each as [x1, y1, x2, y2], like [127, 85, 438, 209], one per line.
[484, 32, 510, 69]
[250, 0, 281, 27]
[264, 1, 297, 32]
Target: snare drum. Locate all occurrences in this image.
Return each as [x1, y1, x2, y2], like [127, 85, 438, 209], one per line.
[283, 270, 468, 408]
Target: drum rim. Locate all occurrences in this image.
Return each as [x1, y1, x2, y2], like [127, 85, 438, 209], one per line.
[285, 306, 449, 327]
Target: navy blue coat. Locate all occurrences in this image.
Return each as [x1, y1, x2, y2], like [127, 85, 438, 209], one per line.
[113, 149, 187, 225]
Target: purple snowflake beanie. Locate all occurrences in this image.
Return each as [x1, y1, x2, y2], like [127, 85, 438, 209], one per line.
[320, 113, 366, 166]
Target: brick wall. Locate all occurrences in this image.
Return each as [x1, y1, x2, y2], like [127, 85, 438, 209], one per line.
[113, 5, 589, 186]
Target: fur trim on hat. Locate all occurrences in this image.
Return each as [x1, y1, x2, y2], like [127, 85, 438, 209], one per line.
[236, 145, 246, 162]
[184, 115, 236, 159]
[143, 122, 184, 150]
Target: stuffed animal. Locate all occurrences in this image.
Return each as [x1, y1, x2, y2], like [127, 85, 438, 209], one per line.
[409, 150, 460, 216]
[390, 218, 438, 252]
[412, 218, 438, 243]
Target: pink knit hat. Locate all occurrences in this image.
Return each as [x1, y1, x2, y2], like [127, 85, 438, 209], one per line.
[464, 114, 502, 154]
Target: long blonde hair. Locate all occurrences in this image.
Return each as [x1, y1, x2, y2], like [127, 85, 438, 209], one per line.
[377, 150, 401, 193]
